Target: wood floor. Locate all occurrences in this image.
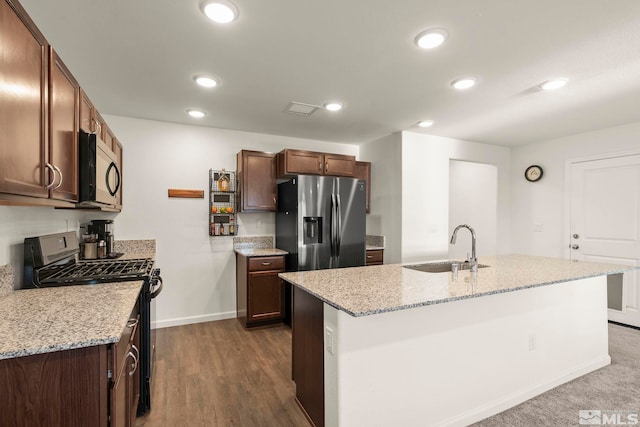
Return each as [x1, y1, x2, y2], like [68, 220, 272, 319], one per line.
[135, 319, 309, 427]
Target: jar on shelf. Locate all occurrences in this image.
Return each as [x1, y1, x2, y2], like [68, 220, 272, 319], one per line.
[218, 169, 230, 192]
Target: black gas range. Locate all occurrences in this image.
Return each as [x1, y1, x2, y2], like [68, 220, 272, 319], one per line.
[22, 231, 162, 416]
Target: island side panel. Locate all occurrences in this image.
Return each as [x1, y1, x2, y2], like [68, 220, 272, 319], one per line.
[292, 285, 325, 427]
[323, 276, 610, 426]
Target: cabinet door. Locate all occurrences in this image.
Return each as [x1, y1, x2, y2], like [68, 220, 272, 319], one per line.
[94, 111, 106, 144]
[103, 125, 115, 152]
[128, 314, 140, 426]
[365, 249, 384, 266]
[79, 88, 94, 133]
[279, 149, 323, 176]
[324, 153, 355, 177]
[0, 0, 49, 198]
[248, 271, 284, 322]
[49, 48, 79, 202]
[111, 363, 128, 427]
[238, 150, 276, 212]
[354, 161, 371, 213]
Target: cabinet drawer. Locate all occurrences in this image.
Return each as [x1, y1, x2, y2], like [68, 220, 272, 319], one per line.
[248, 256, 285, 272]
[366, 249, 384, 265]
[112, 304, 140, 381]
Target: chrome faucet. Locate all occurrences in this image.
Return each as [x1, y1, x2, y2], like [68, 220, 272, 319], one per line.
[450, 224, 477, 266]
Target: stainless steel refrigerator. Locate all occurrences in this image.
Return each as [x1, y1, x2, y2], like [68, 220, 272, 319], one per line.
[276, 176, 366, 271]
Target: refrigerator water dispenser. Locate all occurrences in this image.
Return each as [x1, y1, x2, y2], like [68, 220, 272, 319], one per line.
[303, 217, 323, 244]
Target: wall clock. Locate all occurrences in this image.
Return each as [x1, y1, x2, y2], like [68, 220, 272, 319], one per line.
[524, 165, 543, 182]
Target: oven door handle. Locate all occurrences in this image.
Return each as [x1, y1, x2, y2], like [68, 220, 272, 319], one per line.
[149, 275, 163, 299]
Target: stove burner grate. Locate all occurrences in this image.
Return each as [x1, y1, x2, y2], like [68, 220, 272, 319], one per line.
[37, 258, 155, 285]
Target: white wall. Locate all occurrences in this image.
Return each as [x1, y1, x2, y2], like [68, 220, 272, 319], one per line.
[449, 160, 498, 260]
[401, 132, 511, 263]
[511, 120, 640, 257]
[104, 115, 359, 328]
[359, 132, 403, 264]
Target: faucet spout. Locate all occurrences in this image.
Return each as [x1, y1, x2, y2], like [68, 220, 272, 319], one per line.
[450, 224, 477, 263]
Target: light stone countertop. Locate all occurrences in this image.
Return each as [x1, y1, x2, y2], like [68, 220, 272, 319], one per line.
[0, 242, 155, 360]
[0, 281, 142, 360]
[366, 245, 385, 251]
[279, 254, 634, 317]
[234, 248, 288, 257]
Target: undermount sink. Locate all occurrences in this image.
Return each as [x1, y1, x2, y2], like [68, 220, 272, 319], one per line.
[403, 261, 489, 273]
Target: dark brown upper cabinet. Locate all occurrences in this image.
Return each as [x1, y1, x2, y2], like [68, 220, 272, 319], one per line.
[0, 0, 49, 200]
[354, 161, 371, 213]
[277, 149, 355, 178]
[49, 48, 79, 202]
[237, 150, 277, 212]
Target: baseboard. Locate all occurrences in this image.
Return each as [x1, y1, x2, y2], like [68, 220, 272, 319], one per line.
[608, 320, 640, 331]
[436, 355, 612, 427]
[152, 311, 236, 329]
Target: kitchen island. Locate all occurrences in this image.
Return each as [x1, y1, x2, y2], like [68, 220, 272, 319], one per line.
[280, 255, 632, 427]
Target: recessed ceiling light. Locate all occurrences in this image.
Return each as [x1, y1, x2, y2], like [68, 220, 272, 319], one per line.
[540, 78, 568, 91]
[418, 120, 434, 128]
[451, 77, 478, 90]
[201, 0, 238, 24]
[193, 74, 219, 88]
[414, 29, 448, 49]
[325, 102, 343, 112]
[187, 109, 206, 118]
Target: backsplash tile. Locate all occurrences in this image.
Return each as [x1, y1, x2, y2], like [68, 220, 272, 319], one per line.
[366, 235, 385, 248]
[233, 236, 274, 250]
[0, 265, 14, 296]
[114, 240, 156, 255]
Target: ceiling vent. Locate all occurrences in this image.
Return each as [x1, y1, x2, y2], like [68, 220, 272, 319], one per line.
[284, 102, 320, 116]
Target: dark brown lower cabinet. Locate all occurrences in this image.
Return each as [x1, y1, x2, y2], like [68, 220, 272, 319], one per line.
[365, 249, 384, 266]
[236, 254, 286, 328]
[292, 285, 325, 427]
[0, 300, 140, 427]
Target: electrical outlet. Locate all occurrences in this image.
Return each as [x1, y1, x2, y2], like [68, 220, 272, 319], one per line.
[529, 334, 536, 351]
[256, 218, 262, 230]
[533, 224, 544, 232]
[325, 326, 335, 355]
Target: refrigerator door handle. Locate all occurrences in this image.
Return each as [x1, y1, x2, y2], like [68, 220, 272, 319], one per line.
[330, 193, 336, 260]
[335, 194, 342, 259]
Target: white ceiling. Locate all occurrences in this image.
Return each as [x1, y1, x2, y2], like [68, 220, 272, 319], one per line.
[19, 0, 640, 146]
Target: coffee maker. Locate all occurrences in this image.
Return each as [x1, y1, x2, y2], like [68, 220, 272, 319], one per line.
[88, 220, 115, 256]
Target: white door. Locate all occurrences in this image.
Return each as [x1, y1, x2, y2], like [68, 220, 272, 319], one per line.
[569, 154, 640, 327]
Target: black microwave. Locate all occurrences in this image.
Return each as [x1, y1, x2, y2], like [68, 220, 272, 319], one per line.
[78, 130, 120, 207]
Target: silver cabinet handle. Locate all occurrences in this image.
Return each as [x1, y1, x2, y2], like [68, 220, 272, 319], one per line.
[126, 318, 138, 328]
[272, 195, 276, 205]
[53, 165, 63, 190]
[261, 262, 272, 266]
[128, 345, 139, 376]
[571, 244, 579, 250]
[366, 255, 373, 259]
[45, 163, 56, 189]
[573, 234, 580, 239]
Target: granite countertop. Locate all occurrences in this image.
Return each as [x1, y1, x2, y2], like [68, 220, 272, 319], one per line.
[232, 235, 287, 256]
[0, 281, 142, 360]
[279, 254, 633, 317]
[234, 248, 288, 257]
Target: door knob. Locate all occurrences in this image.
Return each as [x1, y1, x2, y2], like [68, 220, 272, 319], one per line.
[572, 234, 580, 239]
[571, 244, 579, 250]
